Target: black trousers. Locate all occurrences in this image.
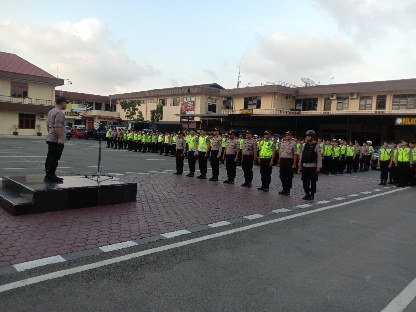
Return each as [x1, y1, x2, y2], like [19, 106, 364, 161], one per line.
[397, 162, 410, 186]
[322, 156, 331, 174]
[188, 152, 197, 174]
[409, 166, 416, 186]
[164, 143, 170, 155]
[359, 157, 366, 171]
[338, 155, 345, 173]
[158, 143, 164, 155]
[353, 155, 360, 172]
[380, 160, 390, 182]
[389, 164, 398, 183]
[225, 154, 237, 180]
[128, 140, 133, 151]
[176, 149, 184, 174]
[45, 141, 64, 177]
[346, 156, 353, 173]
[210, 150, 220, 178]
[198, 151, 208, 176]
[260, 158, 272, 188]
[106, 137, 111, 148]
[331, 157, 339, 174]
[279, 158, 293, 191]
[242, 154, 254, 183]
[301, 166, 318, 194]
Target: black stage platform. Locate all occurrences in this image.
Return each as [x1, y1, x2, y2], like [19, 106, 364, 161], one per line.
[0, 175, 137, 215]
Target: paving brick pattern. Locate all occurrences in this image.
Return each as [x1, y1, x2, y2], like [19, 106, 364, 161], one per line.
[0, 167, 383, 268]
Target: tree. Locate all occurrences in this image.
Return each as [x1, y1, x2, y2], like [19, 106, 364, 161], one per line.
[135, 110, 144, 122]
[150, 103, 164, 122]
[120, 100, 141, 120]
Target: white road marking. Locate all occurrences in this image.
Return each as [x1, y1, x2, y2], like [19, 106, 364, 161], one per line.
[348, 194, 359, 197]
[0, 188, 406, 293]
[316, 200, 331, 204]
[380, 276, 416, 312]
[374, 189, 381, 192]
[333, 197, 345, 201]
[244, 214, 264, 220]
[208, 221, 231, 228]
[161, 230, 191, 238]
[272, 208, 291, 213]
[99, 241, 138, 252]
[1, 168, 43, 170]
[13, 256, 66, 272]
[296, 204, 313, 209]
[361, 191, 372, 194]
[0, 156, 44, 158]
[145, 159, 164, 161]
[107, 173, 124, 176]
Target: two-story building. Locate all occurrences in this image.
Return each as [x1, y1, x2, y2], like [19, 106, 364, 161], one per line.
[0, 52, 64, 135]
[110, 83, 224, 129]
[56, 91, 120, 129]
[220, 79, 416, 143]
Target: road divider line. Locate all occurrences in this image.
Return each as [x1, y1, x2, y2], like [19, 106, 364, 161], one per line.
[380, 276, 416, 312]
[0, 187, 407, 294]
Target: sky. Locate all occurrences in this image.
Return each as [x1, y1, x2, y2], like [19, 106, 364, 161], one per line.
[0, 0, 415, 96]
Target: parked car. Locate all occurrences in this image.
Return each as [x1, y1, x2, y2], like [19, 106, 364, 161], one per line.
[84, 128, 107, 140]
[84, 129, 96, 140]
[65, 126, 72, 140]
[73, 128, 86, 139]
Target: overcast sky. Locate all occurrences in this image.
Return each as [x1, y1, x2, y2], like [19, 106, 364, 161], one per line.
[0, 0, 415, 95]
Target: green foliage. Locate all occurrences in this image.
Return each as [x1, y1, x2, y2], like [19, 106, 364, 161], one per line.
[120, 100, 141, 120]
[135, 110, 144, 121]
[150, 103, 163, 122]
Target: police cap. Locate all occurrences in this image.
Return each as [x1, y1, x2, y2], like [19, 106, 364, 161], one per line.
[264, 130, 271, 135]
[305, 130, 316, 136]
[285, 131, 292, 136]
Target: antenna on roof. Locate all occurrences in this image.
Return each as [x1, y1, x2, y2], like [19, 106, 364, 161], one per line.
[237, 64, 241, 88]
[301, 77, 316, 86]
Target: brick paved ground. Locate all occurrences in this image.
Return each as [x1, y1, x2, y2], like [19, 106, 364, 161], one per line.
[0, 167, 384, 268]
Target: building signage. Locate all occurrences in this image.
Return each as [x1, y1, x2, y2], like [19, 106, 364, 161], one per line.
[241, 109, 253, 115]
[180, 101, 195, 121]
[65, 111, 80, 116]
[395, 117, 416, 125]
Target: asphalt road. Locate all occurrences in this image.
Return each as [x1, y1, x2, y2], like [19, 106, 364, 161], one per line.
[0, 186, 415, 311]
[0, 137, 176, 177]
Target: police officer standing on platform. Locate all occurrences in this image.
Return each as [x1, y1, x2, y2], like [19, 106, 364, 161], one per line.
[278, 131, 298, 196]
[241, 130, 258, 187]
[174, 132, 186, 175]
[207, 128, 222, 181]
[223, 131, 239, 184]
[298, 130, 322, 200]
[257, 130, 276, 191]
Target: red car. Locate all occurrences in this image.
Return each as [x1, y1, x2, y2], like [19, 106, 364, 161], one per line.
[72, 128, 86, 139]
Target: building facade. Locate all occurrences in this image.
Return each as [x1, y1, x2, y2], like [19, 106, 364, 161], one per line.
[56, 91, 119, 129]
[0, 52, 63, 135]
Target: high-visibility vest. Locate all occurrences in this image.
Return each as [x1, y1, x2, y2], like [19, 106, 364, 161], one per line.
[145, 135, 151, 143]
[379, 147, 391, 161]
[151, 135, 157, 143]
[397, 147, 410, 162]
[222, 138, 227, 147]
[324, 145, 333, 157]
[106, 130, 111, 138]
[346, 146, 354, 157]
[127, 133, 132, 140]
[123, 133, 127, 140]
[259, 140, 273, 158]
[158, 135, 163, 143]
[133, 133, 138, 141]
[368, 146, 374, 154]
[239, 138, 244, 149]
[172, 135, 177, 144]
[341, 145, 346, 155]
[412, 148, 416, 161]
[188, 135, 197, 150]
[198, 136, 208, 152]
[333, 146, 341, 157]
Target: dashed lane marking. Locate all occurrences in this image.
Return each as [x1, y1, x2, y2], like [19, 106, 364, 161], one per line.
[100, 241, 138, 252]
[161, 230, 191, 238]
[208, 221, 232, 228]
[244, 214, 264, 220]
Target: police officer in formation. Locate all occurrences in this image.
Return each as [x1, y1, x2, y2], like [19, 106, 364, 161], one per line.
[207, 128, 222, 181]
[223, 131, 240, 184]
[240, 130, 258, 187]
[174, 132, 186, 175]
[278, 131, 298, 195]
[257, 130, 276, 192]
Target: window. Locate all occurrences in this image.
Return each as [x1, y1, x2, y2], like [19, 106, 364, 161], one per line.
[11, 82, 28, 98]
[208, 103, 216, 113]
[392, 94, 416, 110]
[18, 113, 35, 129]
[105, 104, 111, 111]
[138, 100, 146, 104]
[376, 95, 386, 110]
[359, 96, 373, 110]
[111, 104, 117, 112]
[324, 98, 331, 111]
[336, 97, 349, 110]
[207, 97, 217, 103]
[295, 98, 318, 111]
[159, 98, 167, 106]
[183, 96, 195, 102]
[171, 97, 180, 106]
[95, 103, 102, 110]
[244, 96, 261, 109]
[147, 99, 156, 103]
